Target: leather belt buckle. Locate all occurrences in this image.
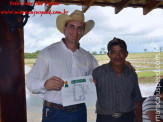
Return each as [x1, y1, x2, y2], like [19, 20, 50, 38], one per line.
[112, 113, 122, 118]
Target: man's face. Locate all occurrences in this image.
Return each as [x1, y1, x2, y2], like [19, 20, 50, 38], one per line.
[63, 20, 85, 46]
[107, 45, 128, 67]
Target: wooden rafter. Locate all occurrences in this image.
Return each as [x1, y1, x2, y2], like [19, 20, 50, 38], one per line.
[115, 0, 132, 14]
[38, 0, 163, 11]
[45, 0, 55, 11]
[143, 0, 163, 15]
[82, 0, 95, 13]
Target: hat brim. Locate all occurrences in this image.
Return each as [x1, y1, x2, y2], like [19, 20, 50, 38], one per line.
[56, 14, 94, 35]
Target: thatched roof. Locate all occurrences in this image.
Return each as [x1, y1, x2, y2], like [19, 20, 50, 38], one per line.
[39, 0, 163, 15]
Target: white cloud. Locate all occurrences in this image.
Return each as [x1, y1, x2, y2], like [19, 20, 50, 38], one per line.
[24, 4, 163, 53]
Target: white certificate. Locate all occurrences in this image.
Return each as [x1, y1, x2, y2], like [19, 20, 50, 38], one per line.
[62, 75, 97, 106]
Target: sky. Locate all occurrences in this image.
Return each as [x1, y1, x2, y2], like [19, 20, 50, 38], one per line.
[24, 3, 163, 53]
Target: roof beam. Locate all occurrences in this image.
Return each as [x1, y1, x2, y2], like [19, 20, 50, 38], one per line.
[45, 0, 55, 11]
[115, 0, 132, 14]
[82, 0, 95, 13]
[143, 0, 163, 15]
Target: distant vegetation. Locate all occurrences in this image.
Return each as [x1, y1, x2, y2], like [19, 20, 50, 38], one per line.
[24, 47, 163, 58]
[24, 50, 40, 59]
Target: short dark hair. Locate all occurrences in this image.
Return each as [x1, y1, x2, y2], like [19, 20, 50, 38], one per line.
[154, 78, 163, 95]
[107, 37, 127, 52]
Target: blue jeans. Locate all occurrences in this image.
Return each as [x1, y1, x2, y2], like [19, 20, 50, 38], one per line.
[96, 111, 135, 122]
[42, 104, 87, 122]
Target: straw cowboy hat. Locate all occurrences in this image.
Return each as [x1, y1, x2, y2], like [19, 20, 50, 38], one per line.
[56, 10, 95, 35]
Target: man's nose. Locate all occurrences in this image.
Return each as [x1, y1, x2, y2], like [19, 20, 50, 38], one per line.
[72, 28, 78, 35]
[115, 53, 121, 57]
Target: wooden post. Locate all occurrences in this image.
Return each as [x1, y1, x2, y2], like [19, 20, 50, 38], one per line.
[0, 98, 1, 122]
[0, 0, 27, 121]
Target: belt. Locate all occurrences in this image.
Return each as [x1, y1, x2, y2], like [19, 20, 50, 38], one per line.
[112, 113, 122, 118]
[44, 100, 85, 113]
[112, 111, 134, 118]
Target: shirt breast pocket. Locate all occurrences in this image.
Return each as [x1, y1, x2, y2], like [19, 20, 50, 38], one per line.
[78, 67, 89, 76]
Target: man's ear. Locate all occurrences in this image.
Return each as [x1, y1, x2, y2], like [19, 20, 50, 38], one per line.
[125, 51, 128, 58]
[107, 52, 110, 58]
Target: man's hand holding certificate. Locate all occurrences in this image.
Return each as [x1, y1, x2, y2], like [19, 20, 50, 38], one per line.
[62, 75, 97, 106]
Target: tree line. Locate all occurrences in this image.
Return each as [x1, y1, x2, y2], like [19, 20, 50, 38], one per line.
[24, 47, 163, 59]
[24, 50, 40, 59]
[25, 48, 108, 59]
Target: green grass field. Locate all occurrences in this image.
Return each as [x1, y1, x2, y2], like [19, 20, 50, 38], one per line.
[25, 52, 163, 83]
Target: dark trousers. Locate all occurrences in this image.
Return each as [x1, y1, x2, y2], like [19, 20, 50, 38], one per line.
[42, 105, 87, 122]
[96, 111, 135, 122]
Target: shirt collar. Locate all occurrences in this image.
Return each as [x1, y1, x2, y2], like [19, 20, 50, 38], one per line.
[60, 38, 80, 53]
[108, 61, 128, 73]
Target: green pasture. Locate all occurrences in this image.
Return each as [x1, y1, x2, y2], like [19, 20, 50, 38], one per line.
[25, 59, 36, 67]
[25, 52, 163, 83]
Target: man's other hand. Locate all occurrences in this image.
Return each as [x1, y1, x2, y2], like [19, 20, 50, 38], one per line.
[93, 79, 98, 85]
